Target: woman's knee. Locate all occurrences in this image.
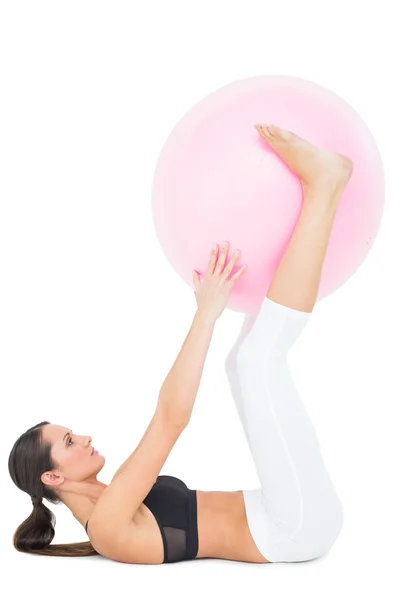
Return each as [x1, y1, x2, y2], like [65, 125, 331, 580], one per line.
[290, 500, 344, 561]
[235, 305, 311, 362]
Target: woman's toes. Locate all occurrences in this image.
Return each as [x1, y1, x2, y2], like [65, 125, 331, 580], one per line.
[259, 124, 279, 141]
[266, 124, 279, 136]
[254, 123, 269, 138]
[270, 125, 295, 141]
[256, 124, 295, 143]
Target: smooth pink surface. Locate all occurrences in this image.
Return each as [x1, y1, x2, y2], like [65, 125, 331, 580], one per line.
[151, 75, 385, 314]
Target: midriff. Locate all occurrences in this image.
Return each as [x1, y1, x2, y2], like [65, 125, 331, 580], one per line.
[134, 489, 271, 564]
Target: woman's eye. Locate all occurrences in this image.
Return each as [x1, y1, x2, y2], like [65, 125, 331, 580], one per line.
[68, 437, 73, 446]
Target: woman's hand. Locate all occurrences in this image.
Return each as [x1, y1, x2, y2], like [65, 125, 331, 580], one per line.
[192, 241, 247, 324]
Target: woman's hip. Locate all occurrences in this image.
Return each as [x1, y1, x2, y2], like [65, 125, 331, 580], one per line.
[242, 486, 344, 563]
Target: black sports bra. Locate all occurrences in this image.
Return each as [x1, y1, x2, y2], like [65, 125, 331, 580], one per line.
[85, 475, 198, 563]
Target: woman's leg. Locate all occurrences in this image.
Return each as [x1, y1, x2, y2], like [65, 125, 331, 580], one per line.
[258, 123, 353, 313]
[225, 125, 352, 562]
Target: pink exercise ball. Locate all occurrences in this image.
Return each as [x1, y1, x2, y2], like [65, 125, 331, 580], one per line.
[151, 74, 385, 314]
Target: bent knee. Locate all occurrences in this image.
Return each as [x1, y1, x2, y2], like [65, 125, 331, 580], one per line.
[288, 502, 344, 562]
[269, 499, 344, 563]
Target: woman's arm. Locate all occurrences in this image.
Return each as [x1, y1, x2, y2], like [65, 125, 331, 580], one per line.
[157, 240, 245, 425]
[156, 310, 216, 426]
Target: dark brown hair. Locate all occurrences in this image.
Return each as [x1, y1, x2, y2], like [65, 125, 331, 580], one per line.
[8, 421, 99, 557]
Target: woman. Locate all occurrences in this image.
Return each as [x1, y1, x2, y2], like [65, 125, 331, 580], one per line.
[8, 124, 352, 564]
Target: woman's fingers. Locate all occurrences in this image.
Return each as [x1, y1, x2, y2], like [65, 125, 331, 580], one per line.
[206, 241, 244, 280]
[229, 263, 247, 283]
[222, 249, 241, 278]
[214, 241, 229, 276]
[206, 244, 218, 277]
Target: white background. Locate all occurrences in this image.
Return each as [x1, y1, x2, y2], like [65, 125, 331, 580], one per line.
[1, 1, 399, 598]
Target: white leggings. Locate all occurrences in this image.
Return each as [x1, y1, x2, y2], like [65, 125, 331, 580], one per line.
[224, 296, 344, 562]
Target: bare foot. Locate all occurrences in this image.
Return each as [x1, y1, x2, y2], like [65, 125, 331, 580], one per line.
[254, 123, 353, 190]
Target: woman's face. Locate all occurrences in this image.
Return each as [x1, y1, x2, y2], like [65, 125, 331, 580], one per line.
[41, 423, 104, 485]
